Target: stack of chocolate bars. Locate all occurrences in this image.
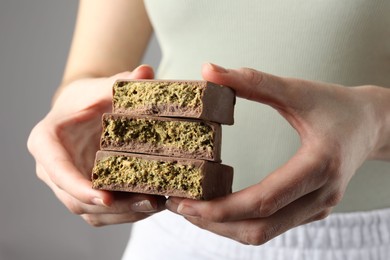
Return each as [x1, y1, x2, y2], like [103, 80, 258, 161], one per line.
[91, 80, 235, 200]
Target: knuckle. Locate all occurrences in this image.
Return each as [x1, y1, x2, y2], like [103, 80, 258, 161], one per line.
[204, 206, 228, 223]
[259, 203, 275, 218]
[27, 122, 46, 154]
[258, 194, 279, 217]
[240, 67, 264, 86]
[82, 215, 104, 227]
[315, 209, 332, 221]
[35, 165, 45, 181]
[27, 128, 38, 154]
[324, 191, 343, 207]
[242, 225, 280, 246]
[66, 201, 85, 215]
[246, 230, 268, 246]
[239, 67, 264, 100]
[48, 171, 63, 191]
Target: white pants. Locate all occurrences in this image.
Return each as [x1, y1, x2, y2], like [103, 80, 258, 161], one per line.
[122, 208, 390, 260]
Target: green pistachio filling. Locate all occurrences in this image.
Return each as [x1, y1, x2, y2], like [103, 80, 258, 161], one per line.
[113, 81, 202, 110]
[92, 156, 203, 197]
[103, 117, 214, 153]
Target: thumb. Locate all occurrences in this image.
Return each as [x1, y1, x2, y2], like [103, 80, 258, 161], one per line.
[114, 64, 155, 81]
[130, 64, 155, 80]
[202, 63, 302, 111]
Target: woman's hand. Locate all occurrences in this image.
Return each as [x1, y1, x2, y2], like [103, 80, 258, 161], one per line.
[166, 63, 390, 245]
[28, 65, 166, 226]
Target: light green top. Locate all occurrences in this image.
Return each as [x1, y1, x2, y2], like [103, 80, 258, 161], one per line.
[144, 0, 390, 212]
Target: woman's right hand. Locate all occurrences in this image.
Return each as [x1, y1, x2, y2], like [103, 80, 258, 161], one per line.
[27, 65, 166, 226]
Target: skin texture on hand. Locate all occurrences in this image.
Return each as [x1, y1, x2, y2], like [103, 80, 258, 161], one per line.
[166, 63, 390, 245]
[28, 65, 166, 227]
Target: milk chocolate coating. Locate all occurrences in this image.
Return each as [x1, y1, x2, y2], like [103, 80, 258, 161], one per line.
[92, 151, 233, 200]
[100, 113, 222, 162]
[112, 80, 235, 125]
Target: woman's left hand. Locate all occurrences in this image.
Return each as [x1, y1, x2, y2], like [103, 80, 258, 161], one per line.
[166, 63, 390, 245]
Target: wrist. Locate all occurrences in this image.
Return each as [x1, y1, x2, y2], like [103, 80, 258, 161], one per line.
[358, 85, 390, 161]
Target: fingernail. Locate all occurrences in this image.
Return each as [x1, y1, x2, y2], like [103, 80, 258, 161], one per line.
[177, 203, 200, 217]
[208, 63, 229, 73]
[92, 197, 107, 207]
[165, 199, 177, 211]
[165, 197, 182, 212]
[131, 200, 156, 213]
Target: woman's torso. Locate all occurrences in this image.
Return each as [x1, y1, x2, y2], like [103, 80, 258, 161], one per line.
[144, 0, 390, 212]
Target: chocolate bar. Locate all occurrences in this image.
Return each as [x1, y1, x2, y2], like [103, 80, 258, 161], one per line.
[100, 113, 222, 162]
[92, 151, 233, 200]
[112, 80, 235, 125]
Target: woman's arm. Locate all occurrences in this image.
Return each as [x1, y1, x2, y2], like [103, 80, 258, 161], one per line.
[56, 0, 153, 99]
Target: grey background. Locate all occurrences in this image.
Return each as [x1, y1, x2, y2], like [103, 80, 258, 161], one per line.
[0, 1, 161, 259]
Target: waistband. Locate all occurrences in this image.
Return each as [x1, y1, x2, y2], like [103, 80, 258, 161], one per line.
[268, 208, 390, 250]
[128, 208, 390, 260]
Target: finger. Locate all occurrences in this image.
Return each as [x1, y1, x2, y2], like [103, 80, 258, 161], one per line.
[168, 145, 329, 222]
[52, 64, 155, 114]
[108, 192, 166, 214]
[202, 63, 311, 111]
[29, 123, 111, 206]
[56, 185, 166, 215]
[81, 212, 151, 227]
[127, 64, 154, 80]
[300, 208, 332, 225]
[70, 194, 165, 215]
[39, 162, 166, 215]
[181, 189, 326, 246]
[36, 163, 107, 214]
[84, 64, 155, 108]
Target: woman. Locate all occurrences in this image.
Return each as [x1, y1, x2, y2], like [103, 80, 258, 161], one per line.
[28, 0, 390, 259]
